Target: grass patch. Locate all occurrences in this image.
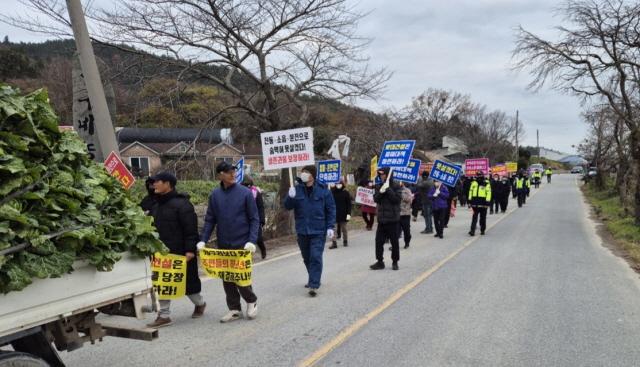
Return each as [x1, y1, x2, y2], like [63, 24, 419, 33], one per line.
[583, 182, 640, 267]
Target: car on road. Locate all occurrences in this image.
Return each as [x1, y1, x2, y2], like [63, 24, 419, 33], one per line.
[528, 163, 544, 175]
[571, 166, 584, 174]
[587, 167, 597, 177]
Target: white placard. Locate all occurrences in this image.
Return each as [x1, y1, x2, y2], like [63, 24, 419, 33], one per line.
[355, 187, 376, 207]
[261, 127, 315, 170]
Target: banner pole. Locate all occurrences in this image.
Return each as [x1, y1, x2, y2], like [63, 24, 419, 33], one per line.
[289, 167, 294, 187]
[386, 167, 394, 184]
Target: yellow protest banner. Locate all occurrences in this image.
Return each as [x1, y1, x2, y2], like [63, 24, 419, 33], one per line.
[151, 253, 187, 300]
[200, 249, 253, 287]
[506, 162, 518, 173]
[370, 155, 378, 181]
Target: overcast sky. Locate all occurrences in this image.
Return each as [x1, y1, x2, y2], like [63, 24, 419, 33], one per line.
[1, 0, 586, 154]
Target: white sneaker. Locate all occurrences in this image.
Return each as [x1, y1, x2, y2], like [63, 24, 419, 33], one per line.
[246, 302, 258, 319]
[220, 310, 242, 323]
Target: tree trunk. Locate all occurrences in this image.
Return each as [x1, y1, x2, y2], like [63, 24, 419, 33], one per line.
[632, 130, 640, 225]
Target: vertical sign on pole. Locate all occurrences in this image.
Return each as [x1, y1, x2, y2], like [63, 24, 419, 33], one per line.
[235, 157, 245, 184]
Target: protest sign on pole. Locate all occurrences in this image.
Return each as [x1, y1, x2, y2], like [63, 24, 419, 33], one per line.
[491, 164, 507, 177]
[151, 253, 187, 300]
[506, 162, 518, 173]
[261, 127, 314, 185]
[199, 249, 253, 287]
[429, 159, 462, 186]
[393, 158, 421, 184]
[317, 159, 342, 184]
[235, 157, 245, 184]
[378, 140, 416, 168]
[464, 158, 490, 176]
[355, 187, 376, 207]
[104, 151, 135, 189]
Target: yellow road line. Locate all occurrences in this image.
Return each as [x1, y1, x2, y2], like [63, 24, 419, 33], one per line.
[299, 186, 544, 367]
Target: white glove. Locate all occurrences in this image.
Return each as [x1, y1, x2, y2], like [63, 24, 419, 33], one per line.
[327, 229, 335, 239]
[346, 214, 351, 221]
[434, 189, 440, 197]
[196, 241, 206, 250]
[380, 182, 389, 193]
[244, 242, 256, 253]
[288, 186, 296, 198]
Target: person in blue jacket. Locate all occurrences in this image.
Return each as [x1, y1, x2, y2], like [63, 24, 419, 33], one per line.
[198, 161, 260, 323]
[284, 165, 336, 297]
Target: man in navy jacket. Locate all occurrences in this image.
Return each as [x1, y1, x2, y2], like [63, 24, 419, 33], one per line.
[198, 161, 260, 323]
[284, 165, 336, 297]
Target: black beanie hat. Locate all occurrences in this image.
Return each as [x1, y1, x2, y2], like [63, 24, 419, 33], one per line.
[302, 165, 317, 178]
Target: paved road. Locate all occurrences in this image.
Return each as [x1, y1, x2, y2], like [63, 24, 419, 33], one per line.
[62, 174, 640, 366]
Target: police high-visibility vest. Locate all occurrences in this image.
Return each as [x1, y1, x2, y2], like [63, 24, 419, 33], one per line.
[533, 172, 542, 179]
[545, 169, 552, 175]
[469, 180, 492, 202]
[516, 178, 525, 189]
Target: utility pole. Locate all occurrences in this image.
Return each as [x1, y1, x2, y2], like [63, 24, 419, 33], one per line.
[66, 0, 118, 161]
[536, 129, 540, 163]
[514, 110, 519, 161]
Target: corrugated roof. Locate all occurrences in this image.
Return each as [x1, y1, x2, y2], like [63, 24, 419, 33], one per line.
[116, 128, 231, 144]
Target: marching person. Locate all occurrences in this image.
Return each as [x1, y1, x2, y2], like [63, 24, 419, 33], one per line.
[457, 176, 467, 207]
[428, 180, 449, 239]
[515, 170, 528, 207]
[330, 179, 352, 249]
[510, 173, 518, 199]
[411, 184, 422, 222]
[468, 171, 492, 236]
[198, 162, 260, 323]
[416, 171, 434, 234]
[532, 169, 542, 188]
[398, 181, 413, 249]
[545, 167, 553, 183]
[360, 180, 377, 231]
[524, 171, 532, 198]
[463, 175, 473, 207]
[284, 165, 336, 297]
[147, 172, 205, 328]
[370, 167, 402, 271]
[489, 174, 500, 215]
[242, 176, 267, 259]
[497, 175, 511, 213]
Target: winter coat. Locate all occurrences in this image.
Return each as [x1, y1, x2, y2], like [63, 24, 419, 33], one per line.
[248, 186, 266, 226]
[495, 179, 511, 198]
[468, 179, 492, 207]
[463, 178, 472, 200]
[400, 186, 413, 216]
[373, 180, 401, 224]
[428, 185, 450, 210]
[140, 195, 156, 214]
[200, 183, 260, 249]
[150, 190, 201, 295]
[284, 181, 336, 236]
[331, 187, 352, 223]
[416, 177, 434, 204]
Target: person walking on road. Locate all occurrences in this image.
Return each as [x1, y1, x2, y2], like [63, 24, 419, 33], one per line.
[147, 172, 206, 328]
[398, 181, 413, 249]
[515, 171, 529, 207]
[284, 165, 336, 297]
[457, 177, 467, 207]
[370, 167, 402, 271]
[198, 162, 260, 323]
[416, 171, 434, 234]
[545, 167, 553, 183]
[497, 175, 511, 213]
[510, 173, 518, 199]
[330, 179, 352, 249]
[428, 180, 449, 239]
[468, 171, 492, 236]
[242, 176, 267, 259]
[489, 174, 499, 215]
[359, 180, 376, 231]
[532, 170, 542, 189]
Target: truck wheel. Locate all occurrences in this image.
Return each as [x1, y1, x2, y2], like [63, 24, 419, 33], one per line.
[0, 352, 50, 367]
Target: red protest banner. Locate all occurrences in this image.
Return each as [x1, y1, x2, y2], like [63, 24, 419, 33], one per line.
[104, 151, 135, 189]
[464, 158, 490, 176]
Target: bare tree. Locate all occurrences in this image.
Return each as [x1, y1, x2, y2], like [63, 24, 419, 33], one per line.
[513, 0, 640, 223]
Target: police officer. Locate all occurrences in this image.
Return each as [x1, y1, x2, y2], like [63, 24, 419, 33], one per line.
[468, 171, 491, 236]
[515, 170, 529, 207]
[532, 169, 542, 188]
[545, 167, 553, 183]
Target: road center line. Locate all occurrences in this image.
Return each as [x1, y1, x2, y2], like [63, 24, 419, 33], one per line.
[299, 186, 544, 367]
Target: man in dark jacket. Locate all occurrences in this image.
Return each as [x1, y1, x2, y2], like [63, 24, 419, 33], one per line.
[242, 176, 267, 259]
[489, 174, 500, 214]
[147, 172, 205, 328]
[371, 167, 402, 271]
[284, 165, 336, 297]
[497, 175, 511, 213]
[416, 172, 434, 234]
[330, 179, 352, 249]
[140, 177, 157, 214]
[468, 171, 492, 236]
[199, 161, 260, 323]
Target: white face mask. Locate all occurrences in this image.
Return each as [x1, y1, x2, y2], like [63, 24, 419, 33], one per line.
[336, 184, 343, 189]
[300, 172, 312, 183]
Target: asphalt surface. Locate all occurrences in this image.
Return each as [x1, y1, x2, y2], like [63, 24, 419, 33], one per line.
[62, 174, 640, 367]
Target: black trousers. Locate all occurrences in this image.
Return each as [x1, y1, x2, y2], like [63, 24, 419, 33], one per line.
[222, 281, 257, 311]
[399, 215, 411, 246]
[499, 195, 509, 212]
[443, 198, 453, 226]
[433, 208, 446, 236]
[375, 222, 400, 262]
[470, 207, 487, 233]
[257, 225, 266, 258]
[362, 212, 375, 229]
[490, 198, 499, 213]
[517, 191, 527, 207]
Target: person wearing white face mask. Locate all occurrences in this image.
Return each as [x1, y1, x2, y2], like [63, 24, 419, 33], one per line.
[330, 179, 352, 249]
[284, 165, 336, 297]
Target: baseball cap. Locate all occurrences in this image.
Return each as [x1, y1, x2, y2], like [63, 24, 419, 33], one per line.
[216, 161, 237, 174]
[150, 171, 177, 187]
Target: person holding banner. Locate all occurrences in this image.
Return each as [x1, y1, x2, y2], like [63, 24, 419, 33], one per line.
[284, 165, 336, 297]
[468, 171, 492, 236]
[330, 179, 352, 249]
[359, 180, 377, 230]
[198, 162, 260, 323]
[428, 181, 449, 239]
[371, 167, 402, 271]
[147, 172, 206, 328]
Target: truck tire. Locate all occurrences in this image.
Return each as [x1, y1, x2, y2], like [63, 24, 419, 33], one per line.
[0, 352, 49, 367]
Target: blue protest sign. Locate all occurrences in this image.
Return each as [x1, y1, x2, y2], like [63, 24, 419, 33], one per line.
[235, 157, 245, 184]
[378, 140, 416, 168]
[317, 159, 341, 184]
[429, 159, 462, 186]
[393, 158, 421, 184]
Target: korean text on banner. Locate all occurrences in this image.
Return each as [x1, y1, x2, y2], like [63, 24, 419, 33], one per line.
[393, 158, 421, 184]
[378, 140, 416, 168]
[491, 164, 507, 177]
[235, 157, 245, 184]
[104, 151, 135, 189]
[429, 159, 462, 186]
[200, 248, 252, 287]
[261, 127, 314, 170]
[506, 162, 518, 173]
[151, 253, 187, 300]
[464, 158, 490, 176]
[317, 159, 341, 184]
[355, 187, 376, 207]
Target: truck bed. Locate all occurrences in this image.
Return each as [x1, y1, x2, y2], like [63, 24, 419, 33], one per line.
[0, 255, 151, 339]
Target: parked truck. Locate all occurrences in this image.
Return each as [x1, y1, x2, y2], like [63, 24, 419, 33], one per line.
[0, 255, 158, 367]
